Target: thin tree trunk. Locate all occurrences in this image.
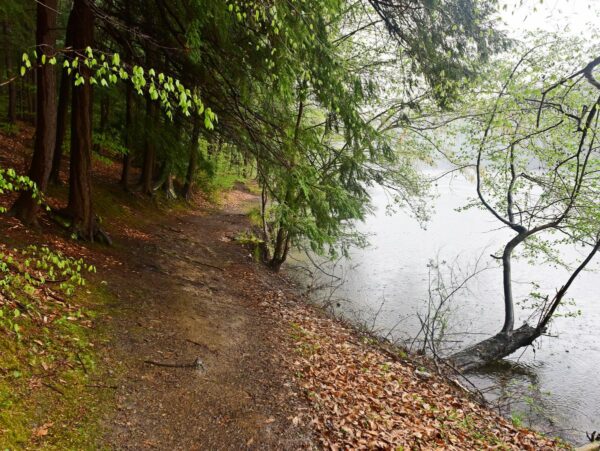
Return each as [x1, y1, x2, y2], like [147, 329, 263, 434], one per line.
[269, 225, 290, 272]
[267, 100, 303, 271]
[99, 93, 109, 132]
[66, 0, 96, 240]
[259, 181, 271, 262]
[9, 0, 58, 225]
[500, 235, 524, 333]
[182, 118, 200, 200]
[120, 83, 133, 189]
[29, 70, 36, 123]
[447, 233, 533, 371]
[3, 21, 17, 123]
[50, 48, 73, 184]
[164, 173, 176, 199]
[140, 96, 156, 195]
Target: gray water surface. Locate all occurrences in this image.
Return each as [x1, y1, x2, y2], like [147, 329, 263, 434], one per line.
[297, 173, 600, 443]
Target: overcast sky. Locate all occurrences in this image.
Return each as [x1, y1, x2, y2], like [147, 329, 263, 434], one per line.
[498, 0, 599, 37]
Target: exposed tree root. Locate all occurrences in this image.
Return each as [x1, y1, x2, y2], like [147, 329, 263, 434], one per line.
[47, 208, 112, 245]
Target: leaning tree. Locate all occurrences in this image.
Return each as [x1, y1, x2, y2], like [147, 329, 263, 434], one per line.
[449, 37, 600, 371]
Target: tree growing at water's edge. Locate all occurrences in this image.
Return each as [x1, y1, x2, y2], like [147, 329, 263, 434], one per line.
[449, 38, 600, 371]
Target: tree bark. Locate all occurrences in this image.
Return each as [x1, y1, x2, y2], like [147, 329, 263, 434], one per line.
[9, 0, 58, 225]
[66, 0, 97, 240]
[140, 95, 156, 195]
[120, 83, 134, 189]
[99, 92, 109, 132]
[3, 21, 17, 123]
[269, 226, 290, 272]
[49, 38, 73, 185]
[448, 324, 542, 372]
[182, 118, 200, 200]
[500, 233, 526, 332]
[28, 70, 36, 123]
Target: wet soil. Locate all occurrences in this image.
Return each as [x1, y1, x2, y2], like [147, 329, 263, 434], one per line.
[99, 190, 314, 450]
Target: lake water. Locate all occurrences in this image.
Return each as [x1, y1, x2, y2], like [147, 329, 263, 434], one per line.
[292, 172, 600, 444]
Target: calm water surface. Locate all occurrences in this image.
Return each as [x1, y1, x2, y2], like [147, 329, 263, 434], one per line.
[295, 172, 600, 444]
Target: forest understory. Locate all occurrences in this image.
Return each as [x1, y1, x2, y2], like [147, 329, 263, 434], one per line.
[0, 125, 573, 450]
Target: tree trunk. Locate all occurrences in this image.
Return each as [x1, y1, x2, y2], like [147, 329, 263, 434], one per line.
[120, 83, 134, 189]
[66, 0, 96, 240]
[3, 21, 17, 123]
[182, 118, 200, 200]
[140, 96, 156, 195]
[259, 181, 272, 262]
[28, 70, 36, 123]
[9, 0, 58, 225]
[49, 54, 72, 185]
[448, 324, 542, 372]
[18, 76, 24, 119]
[501, 233, 526, 332]
[447, 233, 534, 371]
[99, 92, 109, 132]
[269, 227, 290, 272]
[267, 99, 303, 271]
[164, 173, 176, 200]
[448, 233, 600, 372]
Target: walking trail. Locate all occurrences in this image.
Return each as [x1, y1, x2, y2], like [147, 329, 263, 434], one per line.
[99, 188, 313, 449]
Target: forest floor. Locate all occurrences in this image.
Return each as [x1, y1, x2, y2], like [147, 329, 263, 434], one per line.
[0, 125, 573, 450]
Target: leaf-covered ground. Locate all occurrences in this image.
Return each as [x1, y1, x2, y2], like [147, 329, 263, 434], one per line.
[0, 128, 116, 449]
[262, 290, 569, 450]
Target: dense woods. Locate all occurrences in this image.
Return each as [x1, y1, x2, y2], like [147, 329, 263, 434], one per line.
[0, 0, 504, 263]
[1, 0, 599, 448]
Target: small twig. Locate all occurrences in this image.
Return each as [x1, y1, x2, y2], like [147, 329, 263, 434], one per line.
[42, 382, 65, 396]
[144, 357, 205, 370]
[185, 339, 218, 355]
[159, 248, 225, 272]
[184, 257, 224, 272]
[76, 352, 88, 375]
[439, 359, 487, 404]
[85, 383, 118, 390]
[43, 288, 68, 304]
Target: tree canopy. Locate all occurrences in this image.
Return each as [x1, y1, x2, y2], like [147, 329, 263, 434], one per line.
[1, 0, 505, 266]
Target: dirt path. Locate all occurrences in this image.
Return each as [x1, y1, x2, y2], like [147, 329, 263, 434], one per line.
[99, 190, 313, 450]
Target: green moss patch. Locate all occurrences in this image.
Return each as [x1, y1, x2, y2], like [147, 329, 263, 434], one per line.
[0, 281, 115, 450]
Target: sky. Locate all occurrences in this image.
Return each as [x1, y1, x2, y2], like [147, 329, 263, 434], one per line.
[498, 0, 600, 37]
